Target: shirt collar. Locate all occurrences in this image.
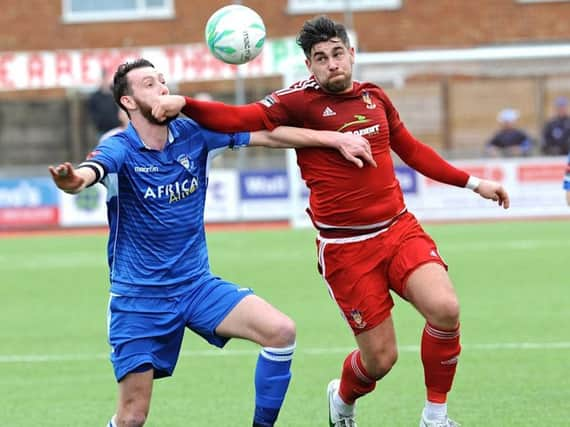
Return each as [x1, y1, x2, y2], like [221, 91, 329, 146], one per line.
[126, 121, 179, 151]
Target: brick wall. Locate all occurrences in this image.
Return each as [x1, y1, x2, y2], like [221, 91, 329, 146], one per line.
[2, 1, 569, 53]
[2, 0, 570, 164]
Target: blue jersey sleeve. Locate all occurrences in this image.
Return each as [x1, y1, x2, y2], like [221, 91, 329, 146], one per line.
[80, 134, 128, 182]
[175, 117, 250, 152]
[201, 127, 250, 152]
[562, 154, 570, 191]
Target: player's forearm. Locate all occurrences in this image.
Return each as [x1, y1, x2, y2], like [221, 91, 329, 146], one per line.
[391, 126, 469, 187]
[566, 191, 570, 206]
[182, 97, 268, 132]
[250, 127, 338, 149]
[69, 167, 96, 193]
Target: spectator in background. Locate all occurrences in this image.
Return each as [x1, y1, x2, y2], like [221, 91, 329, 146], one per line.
[98, 108, 129, 143]
[87, 68, 121, 137]
[485, 108, 533, 157]
[542, 96, 570, 156]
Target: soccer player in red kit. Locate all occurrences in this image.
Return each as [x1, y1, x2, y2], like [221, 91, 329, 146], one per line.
[152, 16, 509, 427]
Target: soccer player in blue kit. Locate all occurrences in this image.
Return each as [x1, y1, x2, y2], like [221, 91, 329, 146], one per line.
[48, 58, 375, 427]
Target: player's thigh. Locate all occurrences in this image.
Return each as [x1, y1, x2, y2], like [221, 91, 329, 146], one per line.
[386, 218, 458, 325]
[181, 277, 293, 347]
[318, 237, 394, 334]
[405, 262, 459, 326]
[216, 294, 295, 347]
[181, 276, 253, 347]
[117, 369, 154, 415]
[386, 217, 449, 301]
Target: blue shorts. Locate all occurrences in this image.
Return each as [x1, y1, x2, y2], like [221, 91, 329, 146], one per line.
[107, 276, 253, 382]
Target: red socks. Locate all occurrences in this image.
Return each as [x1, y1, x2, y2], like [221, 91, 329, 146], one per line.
[421, 323, 461, 403]
[337, 324, 460, 406]
[338, 350, 376, 404]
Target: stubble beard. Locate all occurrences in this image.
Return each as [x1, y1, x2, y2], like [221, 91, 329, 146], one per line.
[137, 98, 178, 126]
[322, 73, 352, 93]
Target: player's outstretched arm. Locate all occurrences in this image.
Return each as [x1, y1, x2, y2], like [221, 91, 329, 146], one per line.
[48, 162, 96, 194]
[250, 127, 377, 168]
[467, 177, 510, 209]
[153, 95, 268, 132]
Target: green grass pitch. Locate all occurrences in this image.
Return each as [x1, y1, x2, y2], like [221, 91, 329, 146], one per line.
[0, 220, 568, 426]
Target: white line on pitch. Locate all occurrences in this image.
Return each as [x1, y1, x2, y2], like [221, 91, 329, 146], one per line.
[1, 341, 569, 364]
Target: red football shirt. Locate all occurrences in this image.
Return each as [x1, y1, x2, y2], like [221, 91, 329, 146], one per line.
[257, 78, 407, 228]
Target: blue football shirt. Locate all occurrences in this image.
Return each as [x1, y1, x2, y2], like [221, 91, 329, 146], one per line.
[564, 153, 570, 190]
[79, 118, 250, 297]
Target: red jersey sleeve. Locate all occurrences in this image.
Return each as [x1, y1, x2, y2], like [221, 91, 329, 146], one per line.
[182, 97, 268, 132]
[391, 125, 469, 188]
[182, 81, 309, 132]
[256, 86, 307, 128]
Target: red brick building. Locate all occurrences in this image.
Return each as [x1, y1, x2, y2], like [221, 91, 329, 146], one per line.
[1, 0, 570, 164]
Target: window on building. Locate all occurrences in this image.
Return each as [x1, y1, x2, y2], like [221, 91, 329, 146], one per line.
[287, 0, 402, 14]
[62, 0, 174, 23]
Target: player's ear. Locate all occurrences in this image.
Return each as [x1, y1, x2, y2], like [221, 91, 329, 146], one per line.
[120, 95, 135, 112]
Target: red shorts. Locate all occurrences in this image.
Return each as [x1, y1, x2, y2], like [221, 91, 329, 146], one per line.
[316, 212, 447, 335]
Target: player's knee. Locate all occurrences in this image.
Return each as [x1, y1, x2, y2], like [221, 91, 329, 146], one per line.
[270, 315, 296, 347]
[432, 297, 460, 329]
[366, 346, 398, 379]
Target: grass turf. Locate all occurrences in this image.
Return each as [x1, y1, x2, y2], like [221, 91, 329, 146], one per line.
[0, 220, 568, 426]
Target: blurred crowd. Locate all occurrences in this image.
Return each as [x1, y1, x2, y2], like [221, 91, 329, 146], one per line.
[485, 96, 570, 158]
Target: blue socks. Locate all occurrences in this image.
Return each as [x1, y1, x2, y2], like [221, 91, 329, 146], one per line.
[253, 343, 296, 426]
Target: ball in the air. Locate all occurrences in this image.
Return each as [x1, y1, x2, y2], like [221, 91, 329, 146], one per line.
[205, 5, 266, 65]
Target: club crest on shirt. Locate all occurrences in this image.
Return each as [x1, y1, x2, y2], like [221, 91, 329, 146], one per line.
[350, 309, 367, 329]
[177, 154, 197, 174]
[362, 91, 376, 109]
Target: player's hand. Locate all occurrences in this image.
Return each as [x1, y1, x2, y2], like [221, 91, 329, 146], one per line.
[48, 162, 85, 194]
[474, 179, 510, 209]
[151, 95, 186, 122]
[336, 134, 377, 168]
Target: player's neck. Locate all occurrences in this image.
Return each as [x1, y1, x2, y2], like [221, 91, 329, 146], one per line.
[132, 117, 169, 151]
[321, 80, 355, 95]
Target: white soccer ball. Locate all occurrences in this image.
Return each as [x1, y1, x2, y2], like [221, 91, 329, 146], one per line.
[205, 5, 266, 65]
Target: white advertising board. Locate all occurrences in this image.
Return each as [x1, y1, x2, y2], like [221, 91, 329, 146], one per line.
[204, 169, 240, 222]
[53, 158, 570, 228]
[409, 157, 568, 221]
[59, 184, 108, 227]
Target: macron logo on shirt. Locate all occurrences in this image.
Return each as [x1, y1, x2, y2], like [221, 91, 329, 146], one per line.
[134, 165, 159, 173]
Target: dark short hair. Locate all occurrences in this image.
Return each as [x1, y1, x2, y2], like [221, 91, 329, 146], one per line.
[296, 16, 350, 58]
[112, 58, 155, 113]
